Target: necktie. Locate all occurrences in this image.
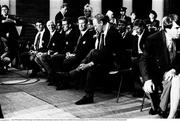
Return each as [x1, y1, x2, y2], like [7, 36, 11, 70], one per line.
[168, 40, 176, 62]
[99, 33, 104, 50]
[74, 33, 82, 52]
[35, 32, 41, 50]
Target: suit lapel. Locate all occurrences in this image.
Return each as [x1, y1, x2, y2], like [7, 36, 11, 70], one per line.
[162, 31, 170, 65]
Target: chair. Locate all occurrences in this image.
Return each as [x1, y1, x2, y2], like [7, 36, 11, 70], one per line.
[140, 82, 162, 111]
[108, 49, 133, 103]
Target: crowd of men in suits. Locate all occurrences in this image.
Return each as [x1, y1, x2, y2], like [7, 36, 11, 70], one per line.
[1, 3, 180, 119]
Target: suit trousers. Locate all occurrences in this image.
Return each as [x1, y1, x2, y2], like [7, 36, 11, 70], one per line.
[159, 77, 172, 111]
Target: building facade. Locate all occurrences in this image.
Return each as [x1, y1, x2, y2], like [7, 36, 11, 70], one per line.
[0, 0, 179, 25]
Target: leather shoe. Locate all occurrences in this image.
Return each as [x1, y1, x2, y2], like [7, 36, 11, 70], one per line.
[149, 108, 160, 115]
[158, 110, 169, 118]
[75, 95, 94, 105]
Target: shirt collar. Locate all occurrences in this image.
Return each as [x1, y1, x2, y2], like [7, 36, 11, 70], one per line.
[81, 28, 88, 36]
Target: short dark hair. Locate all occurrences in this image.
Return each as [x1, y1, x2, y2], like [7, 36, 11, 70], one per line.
[163, 14, 180, 30]
[60, 3, 68, 9]
[94, 14, 109, 25]
[133, 19, 146, 28]
[78, 16, 88, 24]
[62, 17, 72, 25]
[1, 5, 9, 10]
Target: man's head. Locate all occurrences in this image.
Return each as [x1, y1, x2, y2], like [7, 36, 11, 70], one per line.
[60, 3, 68, 15]
[46, 20, 56, 33]
[106, 10, 114, 20]
[35, 19, 44, 32]
[62, 17, 72, 32]
[1, 5, 9, 16]
[56, 20, 62, 32]
[163, 14, 180, 39]
[120, 7, 127, 16]
[93, 14, 109, 33]
[78, 16, 88, 31]
[117, 20, 127, 33]
[133, 19, 146, 35]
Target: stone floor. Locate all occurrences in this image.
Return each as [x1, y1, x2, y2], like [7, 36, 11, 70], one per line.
[0, 68, 161, 119]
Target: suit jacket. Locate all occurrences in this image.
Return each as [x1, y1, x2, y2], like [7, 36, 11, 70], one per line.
[73, 29, 96, 61]
[62, 28, 79, 54]
[35, 29, 50, 52]
[83, 24, 120, 65]
[47, 31, 64, 53]
[55, 12, 63, 24]
[139, 30, 180, 84]
[132, 29, 151, 57]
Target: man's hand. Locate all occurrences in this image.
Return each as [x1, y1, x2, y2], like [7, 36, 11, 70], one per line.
[163, 69, 176, 82]
[36, 52, 43, 57]
[65, 52, 75, 59]
[76, 62, 94, 71]
[143, 80, 155, 93]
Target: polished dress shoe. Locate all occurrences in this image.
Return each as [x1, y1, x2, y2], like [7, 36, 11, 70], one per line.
[158, 110, 169, 118]
[149, 108, 160, 115]
[75, 95, 94, 105]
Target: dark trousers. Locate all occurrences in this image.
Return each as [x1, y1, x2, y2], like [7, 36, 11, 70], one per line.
[69, 49, 111, 95]
[0, 105, 3, 118]
[132, 56, 143, 91]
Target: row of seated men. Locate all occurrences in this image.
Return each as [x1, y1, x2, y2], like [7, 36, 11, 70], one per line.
[0, 6, 160, 106]
[18, 13, 152, 102]
[20, 13, 180, 119]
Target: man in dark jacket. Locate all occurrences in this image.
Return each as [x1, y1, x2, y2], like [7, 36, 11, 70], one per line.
[139, 14, 180, 118]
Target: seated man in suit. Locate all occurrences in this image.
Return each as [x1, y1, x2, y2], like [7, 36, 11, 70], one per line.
[139, 14, 180, 118]
[55, 14, 120, 105]
[46, 16, 96, 88]
[131, 19, 151, 97]
[39, 17, 79, 81]
[22, 19, 50, 77]
[30, 20, 64, 77]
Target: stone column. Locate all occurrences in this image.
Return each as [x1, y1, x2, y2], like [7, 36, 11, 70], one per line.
[122, 0, 133, 16]
[152, 0, 164, 26]
[90, 0, 102, 16]
[50, 0, 63, 21]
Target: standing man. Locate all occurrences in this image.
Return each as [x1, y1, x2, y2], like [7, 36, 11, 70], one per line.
[140, 14, 180, 118]
[55, 3, 68, 24]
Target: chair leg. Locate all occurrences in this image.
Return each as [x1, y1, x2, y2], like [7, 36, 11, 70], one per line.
[117, 74, 123, 103]
[140, 92, 146, 111]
